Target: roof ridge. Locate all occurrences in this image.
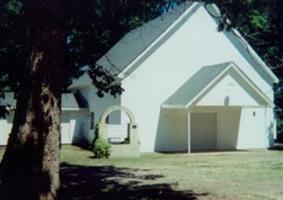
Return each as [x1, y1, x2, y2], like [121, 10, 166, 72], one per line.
[163, 62, 273, 108]
[96, 1, 197, 75]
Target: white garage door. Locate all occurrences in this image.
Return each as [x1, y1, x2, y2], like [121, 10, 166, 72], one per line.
[0, 113, 13, 145]
[0, 121, 71, 145]
[0, 120, 10, 145]
[191, 112, 217, 150]
[61, 112, 72, 144]
[0, 112, 76, 145]
[61, 122, 71, 144]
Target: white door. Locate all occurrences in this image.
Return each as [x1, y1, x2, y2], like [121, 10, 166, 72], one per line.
[61, 123, 70, 144]
[0, 120, 6, 145]
[61, 112, 71, 144]
[191, 113, 217, 150]
[0, 115, 13, 145]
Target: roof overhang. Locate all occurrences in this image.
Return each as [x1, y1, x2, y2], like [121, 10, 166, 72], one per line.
[0, 92, 88, 111]
[119, 3, 279, 84]
[62, 108, 88, 111]
[71, 2, 279, 90]
[162, 62, 274, 109]
[207, 4, 279, 84]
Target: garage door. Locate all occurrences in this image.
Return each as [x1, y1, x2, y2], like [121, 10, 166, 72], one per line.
[0, 115, 72, 145]
[0, 120, 9, 145]
[61, 112, 72, 144]
[0, 113, 13, 145]
[191, 113, 217, 150]
[61, 122, 71, 144]
[0, 112, 76, 145]
[0, 120, 71, 145]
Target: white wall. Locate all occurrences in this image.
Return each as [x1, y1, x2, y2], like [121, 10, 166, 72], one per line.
[0, 110, 88, 145]
[81, 86, 122, 143]
[86, 86, 121, 124]
[216, 108, 241, 150]
[190, 106, 274, 150]
[62, 110, 89, 144]
[190, 107, 240, 150]
[197, 72, 264, 106]
[237, 107, 274, 149]
[121, 6, 274, 152]
[155, 108, 188, 152]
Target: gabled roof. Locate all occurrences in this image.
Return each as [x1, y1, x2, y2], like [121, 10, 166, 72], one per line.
[162, 62, 273, 108]
[96, 1, 278, 83]
[0, 93, 87, 110]
[206, 4, 279, 84]
[69, 1, 197, 89]
[96, 1, 197, 75]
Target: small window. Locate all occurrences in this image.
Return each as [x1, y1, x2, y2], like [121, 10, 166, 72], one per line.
[90, 112, 95, 129]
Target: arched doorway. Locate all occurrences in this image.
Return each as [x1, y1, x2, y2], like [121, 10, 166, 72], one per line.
[98, 105, 139, 157]
[100, 105, 135, 144]
[100, 105, 135, 124]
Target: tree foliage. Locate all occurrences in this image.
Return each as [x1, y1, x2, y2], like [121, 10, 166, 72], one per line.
[0, 0, 282, 199]
[1, 0, 281, 97]
[0, 0, 170, 97]
[0, 1, 174, 199]
[198, 0, 283, 136]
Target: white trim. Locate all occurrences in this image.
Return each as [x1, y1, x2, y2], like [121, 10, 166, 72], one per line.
[229, 64, 274, 106]
[194, 105, 271, 109]
[264, 107, 268, 151]
[161, 105, 186, 109]
[119, 2, 199, 78]
[120, 3, 278, 83]
[162, 62, 274, 108]
[210, 4, 279, 83]
[187, 111, 191, 154]
[186, 63, 273, 107]
[231, 29, 279, 83]
[62, 108, 88, 111]
[184, 63, 234, 107]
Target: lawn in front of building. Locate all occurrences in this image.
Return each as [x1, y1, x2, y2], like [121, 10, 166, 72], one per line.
[1, 146, 283, 199]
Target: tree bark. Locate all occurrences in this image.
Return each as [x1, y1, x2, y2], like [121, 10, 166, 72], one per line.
[1, 1, 65, 199]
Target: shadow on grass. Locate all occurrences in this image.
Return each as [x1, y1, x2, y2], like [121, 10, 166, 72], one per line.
[59, 163, 208, 200]
[0, 162, 208, 199]
[269, 143, 283, 151]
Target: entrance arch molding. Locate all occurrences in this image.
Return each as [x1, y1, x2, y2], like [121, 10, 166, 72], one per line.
[100, 105, 136, 124]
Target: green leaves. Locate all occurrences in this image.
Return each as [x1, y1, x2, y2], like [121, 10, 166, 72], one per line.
[92, 137, 111, 159]
[4, 0, 23, 15]
[250, 10, 269, 30]
[88, 65, 123, 98]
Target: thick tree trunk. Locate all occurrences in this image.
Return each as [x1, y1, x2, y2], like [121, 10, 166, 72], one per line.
[1, 1, 65, 200]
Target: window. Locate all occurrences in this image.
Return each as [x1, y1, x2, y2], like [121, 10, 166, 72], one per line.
[90, 112, 95, 129]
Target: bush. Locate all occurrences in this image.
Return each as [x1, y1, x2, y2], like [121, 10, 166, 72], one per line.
[92, 137, 111, 158]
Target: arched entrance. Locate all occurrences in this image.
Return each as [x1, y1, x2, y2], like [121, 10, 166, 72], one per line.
[100, 105, 136, 124]
[98, 105, 139, 157]
[100, 106, 136, 144]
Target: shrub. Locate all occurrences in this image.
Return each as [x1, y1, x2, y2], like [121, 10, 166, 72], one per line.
[92, 137, 111, 158]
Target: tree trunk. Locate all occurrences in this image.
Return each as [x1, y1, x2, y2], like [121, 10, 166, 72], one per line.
[1, 1, 65, 199]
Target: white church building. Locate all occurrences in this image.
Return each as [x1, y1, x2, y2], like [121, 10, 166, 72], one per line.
[1, 2, 279, 153]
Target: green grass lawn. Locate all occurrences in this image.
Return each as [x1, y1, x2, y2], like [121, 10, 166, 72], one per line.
[1, 146, 283, 199]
